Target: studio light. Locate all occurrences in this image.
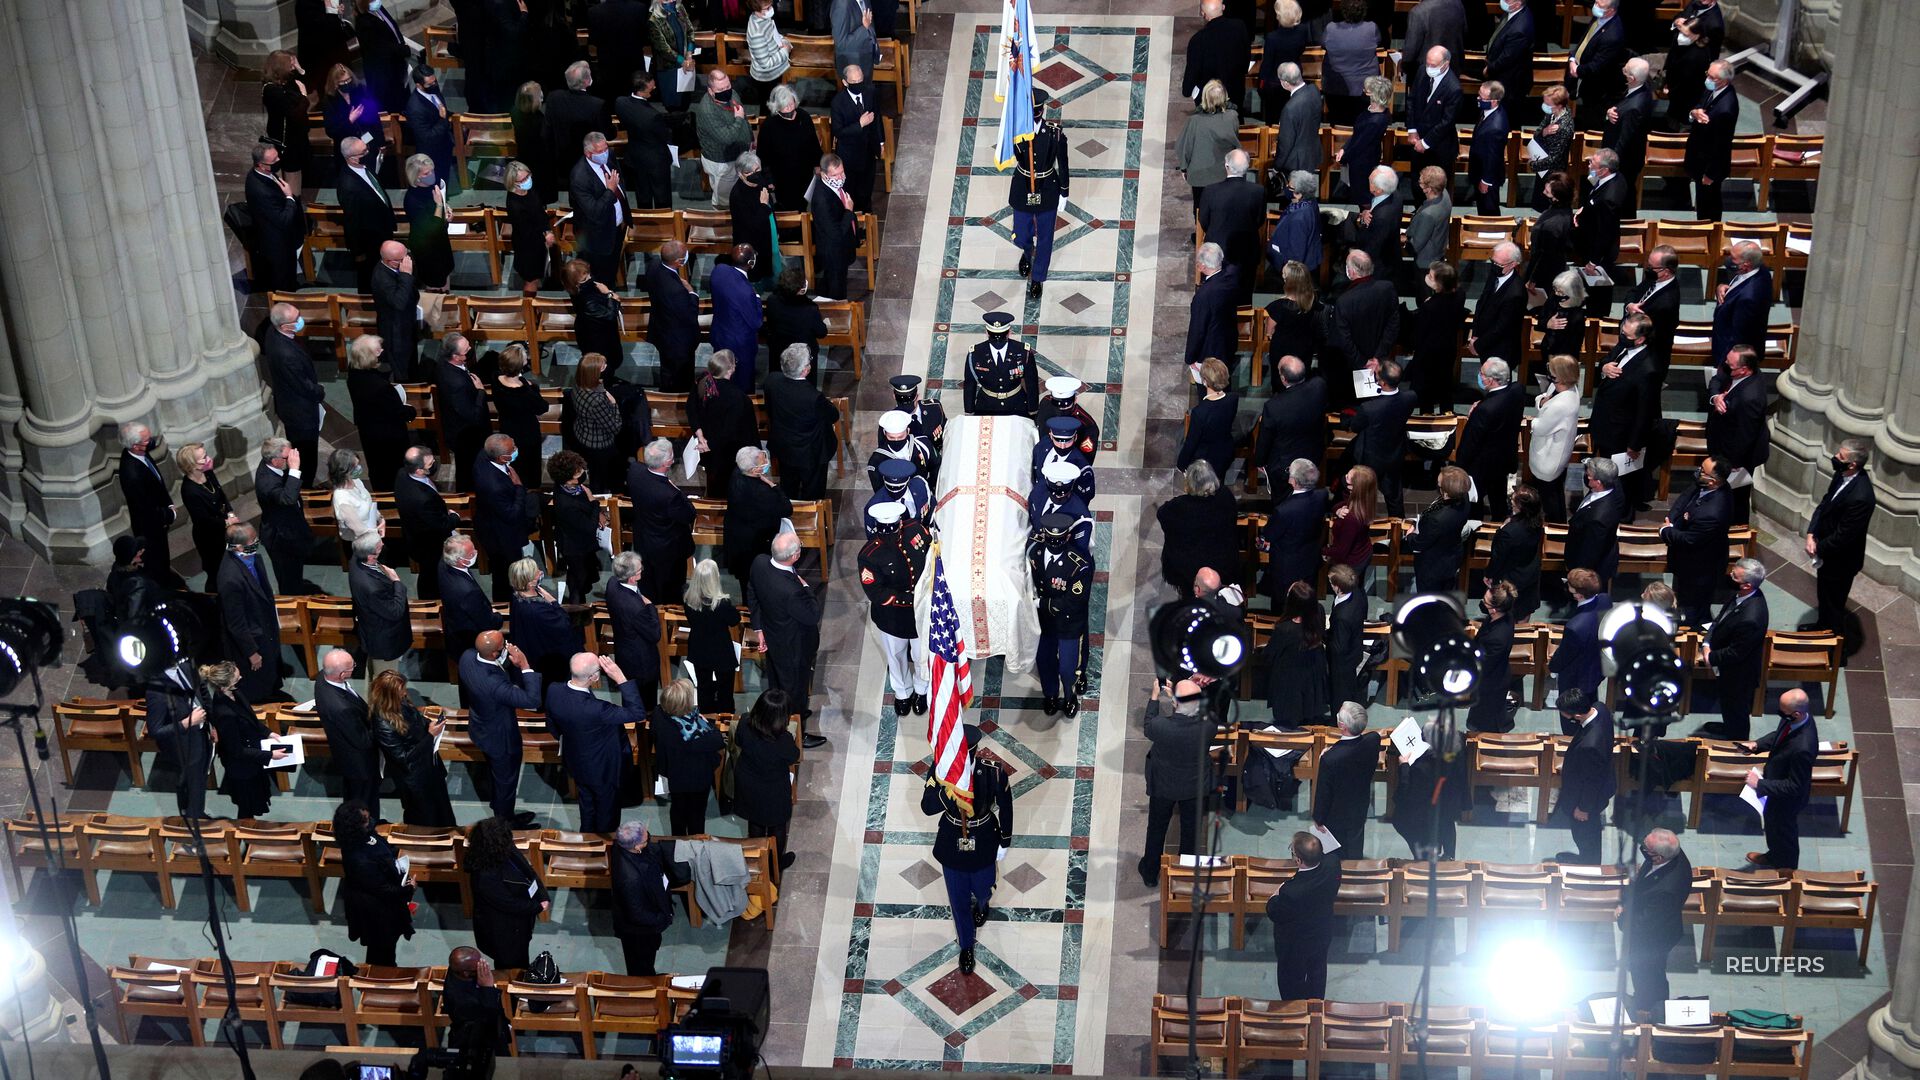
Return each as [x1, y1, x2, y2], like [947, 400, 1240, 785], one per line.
[0, 598, 63, 698]
[1600, 602, 1684, 717]
[1149, 598, 1251, 680]
[1482, 935, 1572, 1025]
[113, 601, 200, 682]
[1391, 593, 1481, 705]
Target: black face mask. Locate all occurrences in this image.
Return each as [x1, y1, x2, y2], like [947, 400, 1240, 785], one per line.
[1043, 534, 1068, 550]
[1831, 456, 1849, 474]
[1640, 843, 1656, 860]
[715, 88, 734, 103]
[1478, 600, 1494, 618]
[1780, 711, 1800, 725]
[1045, 483, 1072, 501]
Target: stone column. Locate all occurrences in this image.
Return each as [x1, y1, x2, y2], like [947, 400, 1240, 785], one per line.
[184, 0, 297, 70]
[0, 0, 274, 563]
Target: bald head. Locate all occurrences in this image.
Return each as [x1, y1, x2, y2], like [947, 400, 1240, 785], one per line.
[1425, 46, 1449, 68]
[379, 240, 407, 266]
[569, 652, 603, 681]
[322, 649, 355, 681]
[449, 946, 483, 979]
[1780, 689, 1811, 718]
[1194, 567, 1223, 598]
[475, 630, 506, 659]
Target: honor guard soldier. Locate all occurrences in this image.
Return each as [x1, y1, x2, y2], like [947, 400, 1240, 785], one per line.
[867, 410, 934, 491]
[889, 374, 947, 478]
[1035, 376, 1101, 462]
[964, 311, 1039, 418]
[865, 457, 933, 535]
[1032, 416, 1097, 502]
[1027, 459, 1093, 556]
[920, 725, 1014, 975]
[1030, 512, 1094, 717]
[860, 501, 932, 716]
[1011, 89, 1071, 301]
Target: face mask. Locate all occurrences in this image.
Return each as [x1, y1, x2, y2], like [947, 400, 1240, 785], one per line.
[293, 316, 306, 333]
[1779, 711, 1799, 725]
[591, 150, 611, 166]
[1676, 30, 1694, 45]
[351, 465, 364, 478]
[516, 178, 533, 192]
[1831, 456, 1849, 474]
[509, 449, 520, 463]
[1704, 77, 1719, 93]
[1425, 65, 1443, 79]
[715, 88, 733, 103]
[368, 0, 382, 8]
[1478, 98, 1494, 112]
[1640, 843, 1655, 860]
[1541, 102, 1554, 116]
[239, 543, 261, 557]
[1478, 600, 1493, 618]
[1587, 170, 1600, 185]
[420, 172, 435, 186]
[1694, 468, 1708, 486]
[1591, 4, 1604, 17]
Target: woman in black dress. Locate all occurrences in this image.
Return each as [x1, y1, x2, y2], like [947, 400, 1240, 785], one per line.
[1266, 581, 1331, 727]
[321, 65, 386, 175]
[547, 450, 605, 603]
[563, 260, 624, 375]
[175, 441, 235, 590]
[763, 267, 828, 371]
[511, 82, 558, 203]
[1177, 358, 1239, 484]
[687, 352, 759, 496]
[1156, 461, 1240, 597]
[261, 50, 313, 195]
[1408, 466, 1473, 593]
[1263, 261, 1323, 386]
[734, 689, 800, 870]
[1530, 268, 1587, 385]
[1484, 484, 1544, 622]
[335, 800, 415, 967]
[202, 661, 285, 820]
[757, 86, 823, 214]
[353, 0, 410, 113]
[294, 0, 355, 90]
[653, 679, 726, 836]
[1336, 76, 1393, 198]
[369, 670, 455, 827]
[1406, 261, 1467, 413]
[402, 155, 454, 290]
[1525, 174, 1576, 289]
[345, 335, 419, 486]
[490, 345, 549, 486]
[682, 559, 741, 715]
[503, 161, 553, 296]
[507, 558, 582, 686]
[465, 816, 550, 970]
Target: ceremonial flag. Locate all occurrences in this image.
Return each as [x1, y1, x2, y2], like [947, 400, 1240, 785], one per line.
[927, 544, 975, 799]
[994, 0, 1038, 168]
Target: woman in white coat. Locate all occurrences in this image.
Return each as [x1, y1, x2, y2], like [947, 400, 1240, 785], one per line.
[1528, 354, 1583, 523]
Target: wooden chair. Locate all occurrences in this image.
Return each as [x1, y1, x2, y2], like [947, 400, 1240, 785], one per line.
[78, 815, 172, 908]
[266, 968, 355, 1049]
[348, 967, 439, 1048]
[1700, 870, 1794, 963]
[1725, 1023, 1814, 1079]
[1158, 854, 1235, 948]
[386, 825, 471, 916]
[1785, 871, 1876, 965]
[1470, 862, 1554, 948]
[1233, 998, 1312, 1075]
[1685, 742, 1769, 829]
[1467, 732, 1553, 823]
[818, 299, 866, 379]
[108, 957, 202, 1044]
[3, 814, 80, 894]
[1150, 993, 1234, 1076]
[51, 698, 144, 786]
[1232, 856, 1292, 949]
[505, 979, 594, 1058]
[585, 973, 670, 1056]
[1555, 864, 1629, 928]
[233, 821, 324, 909]
[533, 830, 614, 894]
[1315, 1001, 1402, 1074]
[1639, 1022, 1729, 1080]
[452, 113, 516, 184]
[1810, 743, 1860, 834]
[1758, 630, 1842, 717]
[1390, 861, 1473, 952]
[1333, 859, 1394, 925]
[788, 500, 835, 579]
[159, 817, 237, 908]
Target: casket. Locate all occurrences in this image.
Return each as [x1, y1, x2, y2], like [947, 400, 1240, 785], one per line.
[916, 414, 1041, 672]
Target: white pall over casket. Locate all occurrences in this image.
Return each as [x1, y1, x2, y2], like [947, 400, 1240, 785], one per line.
[916, 413, 1041, 673]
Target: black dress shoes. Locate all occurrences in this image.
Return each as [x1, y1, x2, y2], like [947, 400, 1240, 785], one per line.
[1042, 696, 1059, 716]
[973, 904, 991, 928]
[1018, 249, 1033, 278]
[894, 696, 910, 717]
[912, 692, 928, 715]
[1061, 696, 1079, 718]
[802, 733, 829, 749]
[959, 947, 976, 975]
[1027, 279, 1043, 300]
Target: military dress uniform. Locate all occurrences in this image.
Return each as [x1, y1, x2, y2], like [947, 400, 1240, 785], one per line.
[1031, 512, 1094, 716]
[1026, 460, 1093, 556]
[860, 502, 931, 715]
[919, 727, 1014, 974]
[964, 312, 1040, 418]
[1035, 376, 1101, 463]
[1031, 416, 1097, 502]
[1012, 90, 1071, 299]
[889, 374, 947, 481]
[865, 457, 934, 535]
[866, 409, 935, 491]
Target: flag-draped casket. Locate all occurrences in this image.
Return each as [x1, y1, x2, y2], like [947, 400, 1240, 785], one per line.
[916, 414, 1041, 673]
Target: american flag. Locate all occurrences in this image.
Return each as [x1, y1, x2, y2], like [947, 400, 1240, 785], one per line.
[927, 547, 974, 798]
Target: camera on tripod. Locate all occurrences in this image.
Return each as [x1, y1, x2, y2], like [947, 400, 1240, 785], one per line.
[659, 967, 770, 1080]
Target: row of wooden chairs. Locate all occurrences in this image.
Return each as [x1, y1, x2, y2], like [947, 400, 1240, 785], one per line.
[1150, 993, 1813, 1079]
[5, 814, 781, 928]
[108, 954, 703, 1059]
[1157, 852, 1875, 967]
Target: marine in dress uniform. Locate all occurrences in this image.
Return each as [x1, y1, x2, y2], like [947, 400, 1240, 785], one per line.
[1030, 512, 1094, 717]
[889, 374, 947, 480]
[964, 311, 1039, 418]
[865, 457, 933, 535]
[1025, 459, 1093, 556]
[919, 725, 1014, 975]
[1031, 416, 1096, 502]
[866, 409, 935, 491]
[1011, 90, 1071, 300]
[859, 502, 932, 716]
[1034, 375, 1101, 463]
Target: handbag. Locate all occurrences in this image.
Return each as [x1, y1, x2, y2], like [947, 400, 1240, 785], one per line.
[1727, 1009, 1797, 1030]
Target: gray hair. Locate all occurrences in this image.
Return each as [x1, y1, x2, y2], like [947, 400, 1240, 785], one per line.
[1346, 249, 1375, 278]
[768, 84, 799, 113]
[612, 550, 644, 581]
[1585, 457, 1620, 488]
[1731, 240, 1766, 270]
[441, 332, 469, 360]
[1369, 165, 1397, 195]
[261, 436, 291, 459]
[1492, 241, 1522, 267]
[614, 821, 650, 849]
[1288, 170, 1317, 198]
[1196, 243, 1224, 272]
[685, 557, 728, 609]
[708, 349, 738, 377]
[771, 532, 802, 564]
[321, 649, 355, 679]
[1276, 62, 1302, 86]
[735, 445, 768, 473]
[1590, 148, 1620, 174]
[1288, 458, 1320, 490]
[1732, 557, 1767, 587]
[352, 532, 383, 561]
[482, 433, 515, 461]
[583, 130, 609, 152]
[442, 533, 474, 563]
[735, 149, 761, 173]
[120, 423, 152, 449]
[643, 438, 674, 470]
[1838, 437, 1871, 466]
[339, 136, 366, 158]
[1553, 268, 1588, 307]
[1185, 460, 1220, 497]
[780, 343, 812, 379]
[565, 60, 592, 91]
[270, 302, 301, 329]
[1363, 75, 1394, 108]
[1480, 358, 1511, 387]
[1336, 701, 1367, 736]
[1223, 148, 1250, 177]
[1645, 828, 1680, 859]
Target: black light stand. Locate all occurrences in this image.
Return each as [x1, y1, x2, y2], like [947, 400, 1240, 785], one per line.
[1403, 700, 1462, 1080]
[1179, 692, 1235, 1080]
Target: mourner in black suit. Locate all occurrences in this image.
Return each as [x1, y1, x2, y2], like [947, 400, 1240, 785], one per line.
[1577, 154, 1631, 311]
[1139, 679, 1210, 884]
[472, 436, 538, 600]
[1343, 365, 1418, 517]
[1267, 832, 1342, 1001]
[1455, 361, 1524, 517]
[1587, 317, 1661, 504]
[1704, 345, 1770, 524]
[545, 68, 612, 173]
[1404, 51, 1462, 175]
[216, 525, 285, 702]
[1259, 470, 1329, 601]
[614, 76, 675, 210]
[255, 439, 316, 594]
[605, 554, 663, 713]
[1181, 3, 1253, 101]
[1621, 829, 1693, 1017]
[316, 651, 384, 815]
[1197, 170, 1268, 300]
[1185, 254, 1241, 373]
[118, 426, 183, 588]
[404, 68, 456, 193]
[1699, 560, 1769, 740]
[1805, 441, 1877, 641]
[354, 0, 411, 112]
[1568, 0, 1628, 128]
[1327, 566, 1369, 708]
[370, 243, 422, 382]
[1710, 248, 1773, 364]
[1328, 254, 1401, 404]
[145, 668, 211, 818]
[1684, 62, 1740, 219]
[723, 453, 793, 586]
[394, 447, 460, 600]
[1746, 691, 1818, 871]
[350, 538, 411, 677]
[245, 146, 304, 292]
[1467, 583, 1518, 732]
[1663, 0, 1726, 125]
[1253, 361, 1328, 485]
[1553, 689, 1616, 863]
[626, 443, 696, 603]
[642, 247, 700, 392]
[434, 339, 490, 493]
[830, 70, 883, 213]
[545, 653, 649, 834]
[1315, 704, 1382, 859]
[336, 801, 414, 966]
[438, 536, 505, 672]
[1601, 62, 1655, 198]
[1483, 1, 1535, 122]
[466, 821, 550, 970]
[337, 137, 397, 293]
[748, 536, 827, 746]
[763, 349, 842, 499]
[1661, 457, 1733, 626]
[264, 305, 326, 484]
[808, 157, 859, 300]
[570, 135, 628, 283]
[1467, 243, 1526, 367]
[1351, 178, 1404, 283]
[1467, 84, 1512, 213]
[458, 633, 542, 822]
[586, 0, 650, 106]
[1623, 250, 1683, 371]
[1565, 461, 1628, 589]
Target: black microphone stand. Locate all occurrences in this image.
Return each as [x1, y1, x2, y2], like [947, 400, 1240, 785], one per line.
[1180, 687, 1235, 1080]
[0, 667, 110, 1080]
[1605, 702, 1678, 1077]
[1405, 697, 1462, 1079]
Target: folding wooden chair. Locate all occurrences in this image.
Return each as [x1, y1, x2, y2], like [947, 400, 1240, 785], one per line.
[233, 821, 324, 909]
[1785, 871, 1876, 965]
[585, 973, 670, 1057]
[505, 979, 594, 1058]
[51, 699, 144, 786]
[1700, 869, 1793, 963]
[109, 956, 202, 1044]
[1233, 998, 1311, 1075]
[266, 967, 355, 1049]
[78, 815, 172, 908]
[348, 967, 439, 1048]
[1158, 854, 1236, 948]
[1758, 630, 1842, 717]
[1150, 993, 1234, 1076]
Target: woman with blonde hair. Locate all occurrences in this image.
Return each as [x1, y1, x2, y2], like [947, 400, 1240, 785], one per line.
[1336, 74, 1394, 197]
[1257, 0, 1311, 123]
[403, 153, 453, 290]
[176, 441, 236, 590]
[1324, 464, 1379, 590]
[260, 49, 311, 196]
[653, 678, 725, 836]
[203, 660, 287, 819]
[1264, 259, 1324, 380]
[369, 669, 454, 826]
[1529, 86, 1575, 209]
[1409, 466, 1474, 593]
[683, 559, 741, 714]
[512, 82, 556, 201]
[328, 448, 383, 546]
[1175, 79, 1242, 206]
[508, 557, 582, 688]
[1178, 358, 1240, 482]
[503, 160, 554, 295]
[345, 334, 418, 486]
[1528, 354, 1583, 522]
